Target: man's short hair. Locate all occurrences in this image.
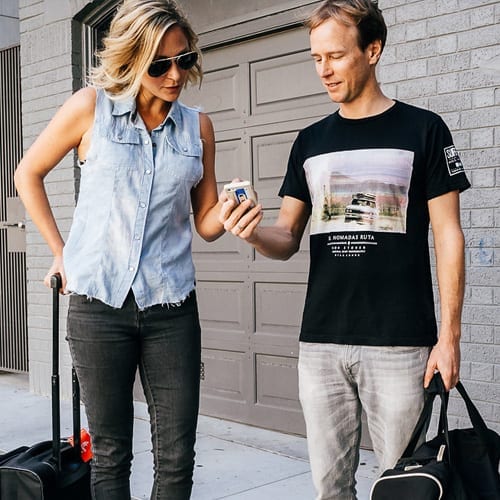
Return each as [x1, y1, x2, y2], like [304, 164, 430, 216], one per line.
[305, 0, 387, 52]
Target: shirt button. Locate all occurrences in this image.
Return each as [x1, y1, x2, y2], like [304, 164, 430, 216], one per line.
[145, 170, 151, 175]
[140, 202, 146, 208]
[129, 266, 134, 272]
[144, 139, 150, 145]
[183, 147, 188, 152]
[134, 235, 140, 240]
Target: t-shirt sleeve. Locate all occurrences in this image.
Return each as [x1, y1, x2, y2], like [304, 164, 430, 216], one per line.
[425, 115, 471, 200]
[278, 134, 312, 206]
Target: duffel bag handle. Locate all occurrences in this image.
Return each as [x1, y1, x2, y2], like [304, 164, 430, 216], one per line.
[433, 374, 492, 456]
[401, 373, 451, 460]
[402, 372, 493, 465]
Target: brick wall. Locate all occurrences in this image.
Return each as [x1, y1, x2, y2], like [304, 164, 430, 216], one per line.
[19, 0, 500, 429]
[19, 0, 87, 398]
[377, 0, 500, 432]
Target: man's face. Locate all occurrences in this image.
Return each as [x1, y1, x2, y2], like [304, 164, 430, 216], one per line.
[310, 17, 379, 107]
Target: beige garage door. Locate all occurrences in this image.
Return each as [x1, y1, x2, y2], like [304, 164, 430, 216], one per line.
[183, 27, 332, 435]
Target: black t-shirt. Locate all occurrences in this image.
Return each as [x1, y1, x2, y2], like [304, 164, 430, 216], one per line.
[279, 101, 470, 346]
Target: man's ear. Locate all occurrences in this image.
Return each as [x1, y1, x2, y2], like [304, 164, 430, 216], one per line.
[367, 39, 383, 65]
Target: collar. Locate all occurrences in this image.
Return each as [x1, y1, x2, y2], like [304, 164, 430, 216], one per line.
[111, 96, 181, 129]
[111, 95, 136, 117]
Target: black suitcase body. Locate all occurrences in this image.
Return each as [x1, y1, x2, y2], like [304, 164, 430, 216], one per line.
[0, 440, 90, 499]
[0, 275, 91, 499]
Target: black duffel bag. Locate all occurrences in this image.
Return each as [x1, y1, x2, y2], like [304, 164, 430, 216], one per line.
[370, 372, 500, 500]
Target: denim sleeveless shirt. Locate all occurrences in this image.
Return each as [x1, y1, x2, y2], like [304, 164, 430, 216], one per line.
[63, 88, 203, 309]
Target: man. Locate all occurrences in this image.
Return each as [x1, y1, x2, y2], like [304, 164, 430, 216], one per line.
[219, 1, 470, 498]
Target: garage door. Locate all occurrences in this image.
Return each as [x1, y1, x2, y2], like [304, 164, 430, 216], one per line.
[183, 26, 333, 435]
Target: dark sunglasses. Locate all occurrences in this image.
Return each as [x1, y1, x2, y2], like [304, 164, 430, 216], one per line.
[147, 51, 198, 77]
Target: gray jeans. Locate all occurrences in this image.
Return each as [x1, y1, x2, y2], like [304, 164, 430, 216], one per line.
[67, 291, 201, 500]
[298, 342, 430, 500]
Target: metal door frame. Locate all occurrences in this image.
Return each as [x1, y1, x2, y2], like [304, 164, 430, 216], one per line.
[0, 44, 28, 373]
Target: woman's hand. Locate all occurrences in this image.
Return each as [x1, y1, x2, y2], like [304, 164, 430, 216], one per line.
[218, 179, 263, 242]
[44, 255, 67, 294]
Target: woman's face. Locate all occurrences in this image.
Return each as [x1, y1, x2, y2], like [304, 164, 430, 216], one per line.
[140, 24, 191, 103]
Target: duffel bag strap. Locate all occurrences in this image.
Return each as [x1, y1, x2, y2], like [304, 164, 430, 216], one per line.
[401, 373, 451, 460]
[454, 380, 496, 464]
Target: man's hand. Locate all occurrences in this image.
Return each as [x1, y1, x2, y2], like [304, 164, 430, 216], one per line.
[423, 335, 461, 391]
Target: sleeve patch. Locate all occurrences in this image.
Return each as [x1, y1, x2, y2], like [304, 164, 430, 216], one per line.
[444, 145, 465, 176]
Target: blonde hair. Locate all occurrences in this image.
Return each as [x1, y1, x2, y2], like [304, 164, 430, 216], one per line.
[90, 0, 202, 99]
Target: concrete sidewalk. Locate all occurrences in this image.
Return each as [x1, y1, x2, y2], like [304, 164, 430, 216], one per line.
[0, 372, 379, 499]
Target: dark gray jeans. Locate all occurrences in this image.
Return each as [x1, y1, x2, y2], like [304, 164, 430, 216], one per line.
[67, 290, 201, 500]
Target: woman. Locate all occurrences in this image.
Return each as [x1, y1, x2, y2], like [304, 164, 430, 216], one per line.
[14, 1, 225, 498]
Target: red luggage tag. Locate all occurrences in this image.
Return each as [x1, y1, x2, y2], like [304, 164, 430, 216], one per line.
[68, 428, 93, 462]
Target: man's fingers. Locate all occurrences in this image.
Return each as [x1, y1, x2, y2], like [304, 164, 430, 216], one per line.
[224, 200, 256, 231]
[234, 208, 262, 239]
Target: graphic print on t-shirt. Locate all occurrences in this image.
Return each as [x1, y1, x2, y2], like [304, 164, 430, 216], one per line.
[443, 145, 465, 176]
[304, 148, 413, 239]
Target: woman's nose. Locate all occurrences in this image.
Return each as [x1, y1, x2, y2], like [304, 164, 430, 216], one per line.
[166, 60, 182, 80]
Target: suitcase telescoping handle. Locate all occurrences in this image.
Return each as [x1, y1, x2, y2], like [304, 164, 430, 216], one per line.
[50, 274, 62, 471]
[50, 274, 83, 471]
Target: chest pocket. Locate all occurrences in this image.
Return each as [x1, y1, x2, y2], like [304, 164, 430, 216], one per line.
[104, 123, 142, 169]
[165, 135, 203, 183]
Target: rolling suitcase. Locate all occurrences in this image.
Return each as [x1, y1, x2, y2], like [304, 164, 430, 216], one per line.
[0, 274, 91, 499]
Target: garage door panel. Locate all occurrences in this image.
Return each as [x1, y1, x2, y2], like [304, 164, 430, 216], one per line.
[253, 353, 305, 435]
[248, 117, 326, 206]
[214, 137, 248, 183]
[201, 348, 249, 403]
[254, 282, 304, 336]
[201, 336, 249, 354]
[252, 131, 298, 208]
[202, 27, 311, 71]
[185, 65, 244, 118]
[250, 405, 305, 435]
[251, 50, 327, 117]
[192, 230, 251, 271]
[254, 131, 295, 179]
[197, 280, 249, 330]
[255, 354, 301, 410]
